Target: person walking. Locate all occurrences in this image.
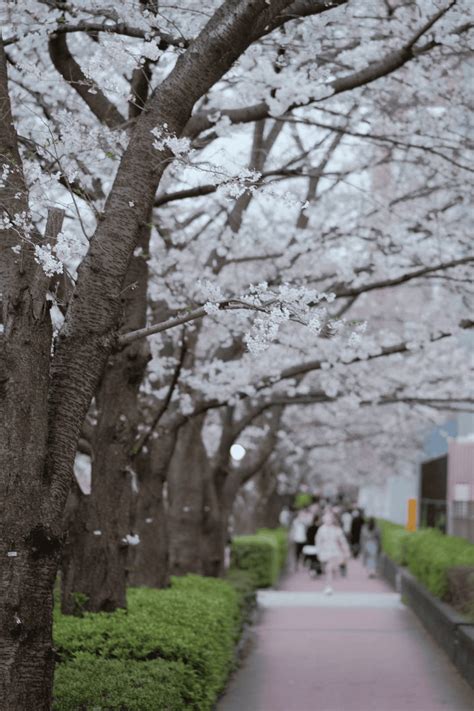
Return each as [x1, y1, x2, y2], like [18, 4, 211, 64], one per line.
[361, 517, 381, 578]
[304, 515, 322, 576]
[350, 508, 365, 558]
[315, 510, 351, 595]
[289, 510, 308, 571]
[341, 508, 353, 541]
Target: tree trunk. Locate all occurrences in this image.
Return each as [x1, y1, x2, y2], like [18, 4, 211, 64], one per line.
[253, 463, 280, 528]
[167, 415, 209, 575]
[0, 41, 61, 709]
[128, 432, 176, 588]
[60, 235, 149, 613]
[201, 473, 226, 577]
[201, 466, 240, 577]
[60, 338, 150, 612]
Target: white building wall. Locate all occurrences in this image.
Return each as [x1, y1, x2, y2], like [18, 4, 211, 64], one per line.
[358, 474, 418, 524]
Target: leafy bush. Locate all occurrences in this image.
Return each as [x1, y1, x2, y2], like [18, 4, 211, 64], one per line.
[378, 519, 474, 602]
[230, 534, 279, 588]
[404, 528, 474, 599]
[53, 575, 243, 711]
[378, 519, 411, 564]
[54, 656, 202, 711]
[294, 492, 312, 509]
[225, 568, 257, 623]
[257, 527, 288, 571]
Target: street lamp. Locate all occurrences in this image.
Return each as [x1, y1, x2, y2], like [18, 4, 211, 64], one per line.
[230, 443, 246, 462]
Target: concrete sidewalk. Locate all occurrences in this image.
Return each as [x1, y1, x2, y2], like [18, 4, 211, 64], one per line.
[218, 559, 474, 711]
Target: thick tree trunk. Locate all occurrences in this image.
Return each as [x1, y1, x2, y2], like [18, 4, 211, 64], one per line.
[128, 432, 176, 588]
[61, 236, 149, 613]
[201, 474, 226, 577]
[60, 346, 150, 611]
[167, 415, 209, 575]
[0, 43, 59, 709]
[253, 463, 280, 528]
[201, 468, 240, 577]
[0, 323, 59, 707]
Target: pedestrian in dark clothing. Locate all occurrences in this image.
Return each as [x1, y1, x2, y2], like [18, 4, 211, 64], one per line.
[306, 516, 320, 547]
[350, 509, 365, 558]
[303, 516, 323, 576]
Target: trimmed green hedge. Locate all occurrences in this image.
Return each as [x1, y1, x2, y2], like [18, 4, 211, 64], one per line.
[230, 534, 279, 588]
[54, 657, 201, 711]
[53, 575, 246, 710]
[230, 528, 288, 588]
[378, 520, 474, 600]
[257, 527, 289, 572]
[378, 519, 411, 564]
[405, 528, 474, 598]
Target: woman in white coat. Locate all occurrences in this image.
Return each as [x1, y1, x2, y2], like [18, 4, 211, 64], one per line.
[315, 510, 351, 594]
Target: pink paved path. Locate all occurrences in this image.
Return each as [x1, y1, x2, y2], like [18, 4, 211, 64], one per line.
[219, 559, 474, 711]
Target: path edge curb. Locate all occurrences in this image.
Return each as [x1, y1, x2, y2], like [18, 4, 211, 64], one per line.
[379, 553, 474, 690]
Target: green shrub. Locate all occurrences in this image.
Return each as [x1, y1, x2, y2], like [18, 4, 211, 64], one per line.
[257, 527, 288, 571]
[225, 569, 257, 623]
[53, 575, 242, 711]
[294, 492, 312, 509]
[405, 528, 474, 599]
[378, 519, 474, 602]
[54, 656, 202, 710]
[230, 534, 279, 587]
[378, 519, 411, 564]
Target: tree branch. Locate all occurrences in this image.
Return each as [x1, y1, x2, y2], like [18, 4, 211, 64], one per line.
[185, 2, 456, 138]
[118, 297, 287, 348]
[48, 32, 126, 128]
[333, 255, 474, 298]
[237, 407, 284, 486]
[5, 21, 186, 50]
[131, 329, 187, 456]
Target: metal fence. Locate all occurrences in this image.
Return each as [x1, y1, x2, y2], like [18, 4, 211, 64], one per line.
[451, 501, 474, 543]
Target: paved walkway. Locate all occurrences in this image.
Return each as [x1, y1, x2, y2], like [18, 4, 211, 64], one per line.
[219, 559, 474, 711]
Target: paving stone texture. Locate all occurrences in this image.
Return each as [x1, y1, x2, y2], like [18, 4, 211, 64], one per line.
[219, 558, 474, 711]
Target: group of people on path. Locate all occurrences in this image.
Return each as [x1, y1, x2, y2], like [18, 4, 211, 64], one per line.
[286, 503, 381, 594]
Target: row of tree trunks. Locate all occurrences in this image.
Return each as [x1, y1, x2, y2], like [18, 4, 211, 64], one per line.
[56, 119, 286, 614]
[1, 4, 308, 706]
[61, 225, 151, 613]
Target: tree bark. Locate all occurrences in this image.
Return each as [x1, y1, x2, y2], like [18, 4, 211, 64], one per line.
[61, 229, 150, 613]
[0, 42, 58, 711]
[201, 469, 240, 577]
[167, 415, 209, 575]
[128, 431, 176, 588]
[253, 463, 282, 529]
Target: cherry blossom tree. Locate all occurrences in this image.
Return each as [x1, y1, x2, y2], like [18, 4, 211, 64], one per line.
[2, 1, 349, 705]
[1, 1, 473, 706]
